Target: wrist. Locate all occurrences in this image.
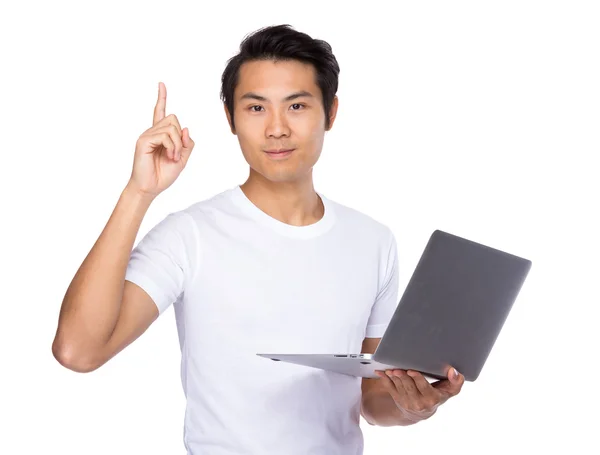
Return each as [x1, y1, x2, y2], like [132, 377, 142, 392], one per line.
[122, 183, 157, 214]
[124, 181, 157, 204]
[362, 391, 421, 427]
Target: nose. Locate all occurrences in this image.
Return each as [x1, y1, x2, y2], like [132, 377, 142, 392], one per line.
[265, 109, 290, 139]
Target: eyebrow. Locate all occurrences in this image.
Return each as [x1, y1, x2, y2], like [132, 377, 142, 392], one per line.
[239, 90, 315, 102]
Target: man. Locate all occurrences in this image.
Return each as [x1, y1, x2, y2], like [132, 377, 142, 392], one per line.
[53, 24, 464, 454]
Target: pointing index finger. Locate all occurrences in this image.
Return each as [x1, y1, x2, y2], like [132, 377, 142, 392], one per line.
[153, 82, 167, 126]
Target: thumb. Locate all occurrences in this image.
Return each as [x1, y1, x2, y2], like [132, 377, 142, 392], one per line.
[450, 367, 460, 383]
[432, 367, 462, 395]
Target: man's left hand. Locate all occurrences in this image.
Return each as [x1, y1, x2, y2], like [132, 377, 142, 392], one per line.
[375, 366, 465, 423]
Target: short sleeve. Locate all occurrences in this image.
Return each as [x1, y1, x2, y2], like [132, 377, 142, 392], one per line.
[125, 211, 196, 315]
[365, 229, 400, 338]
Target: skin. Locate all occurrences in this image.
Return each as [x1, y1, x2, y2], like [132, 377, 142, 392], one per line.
[52, 83, 194, 372]
[224, 59, 338, 227]
[361, 332, 465, 426]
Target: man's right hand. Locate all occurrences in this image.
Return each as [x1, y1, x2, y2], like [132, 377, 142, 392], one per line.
[128, 82, 195, 197]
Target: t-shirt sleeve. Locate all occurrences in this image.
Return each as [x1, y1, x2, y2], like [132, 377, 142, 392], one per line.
[125, 211, 197, 315]
[365, 228, 400, 338]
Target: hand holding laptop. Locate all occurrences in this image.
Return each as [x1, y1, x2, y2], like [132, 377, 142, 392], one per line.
[373, 366, 465, 423]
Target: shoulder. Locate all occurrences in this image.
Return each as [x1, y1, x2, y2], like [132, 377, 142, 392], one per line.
[325, 196, 394, 245]
[173, 186, 237, 228]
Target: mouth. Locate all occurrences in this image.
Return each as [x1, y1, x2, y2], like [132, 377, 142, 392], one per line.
[264, 148, 295, 159]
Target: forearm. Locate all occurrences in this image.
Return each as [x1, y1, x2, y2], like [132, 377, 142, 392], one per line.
[361, 390, 420, 427]
[53, 183, 155, 367]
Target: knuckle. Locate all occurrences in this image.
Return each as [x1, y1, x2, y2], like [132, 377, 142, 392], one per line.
[380, 376, 391, 386]
[414, 402, 428, 412]
[390, 391, 403, 403]
[424, 398, 438, 409]
[385, 382, 398, 395]
[168, 113, 180, 125]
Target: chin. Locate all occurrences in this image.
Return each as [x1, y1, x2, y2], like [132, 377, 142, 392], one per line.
[252, 166, 308, 184]
[243, 150, 318, 184]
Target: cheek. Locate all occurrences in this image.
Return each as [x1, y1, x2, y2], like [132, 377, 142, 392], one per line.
[304, 115, 327, 140]
[235, 127, 260, 152]
[303, 128, 325, 158]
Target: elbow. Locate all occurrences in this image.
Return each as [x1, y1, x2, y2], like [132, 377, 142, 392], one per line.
[52, 339, 102, 373]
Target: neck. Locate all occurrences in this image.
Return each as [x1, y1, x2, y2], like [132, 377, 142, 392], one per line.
[240, 171, 324, 227]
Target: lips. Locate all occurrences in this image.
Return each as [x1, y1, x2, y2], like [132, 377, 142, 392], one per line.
[265, 149, 294, 154]
[264, 148, 295, 159]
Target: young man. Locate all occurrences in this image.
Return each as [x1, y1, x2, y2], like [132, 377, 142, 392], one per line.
[53, 24, 463, 454]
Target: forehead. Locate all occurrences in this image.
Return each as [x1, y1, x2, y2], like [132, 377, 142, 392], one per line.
[235, 59, 321, 100]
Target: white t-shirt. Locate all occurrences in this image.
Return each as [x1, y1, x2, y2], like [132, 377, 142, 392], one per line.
[125, 185, 400, 455]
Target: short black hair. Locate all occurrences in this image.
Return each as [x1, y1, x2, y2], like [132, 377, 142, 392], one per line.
[220, 24, 340, 132]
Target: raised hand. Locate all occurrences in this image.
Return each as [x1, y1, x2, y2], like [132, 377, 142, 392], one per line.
[128, 82, 195, 197]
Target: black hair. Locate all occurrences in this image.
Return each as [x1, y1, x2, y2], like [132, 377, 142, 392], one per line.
[220, 24, 340, 132]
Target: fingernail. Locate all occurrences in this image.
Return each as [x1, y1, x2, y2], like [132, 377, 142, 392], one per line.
[453, 368, 459, 378]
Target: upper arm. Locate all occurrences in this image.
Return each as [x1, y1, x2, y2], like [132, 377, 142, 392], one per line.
[364, 228, 400, 338]
[86, 211, 197, 370]
[361, 229, 400, 396]
[91, 280, 159, 370]
[123, 212, 195, 315]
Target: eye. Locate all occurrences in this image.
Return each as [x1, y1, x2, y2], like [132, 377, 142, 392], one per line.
[248, 104, 305, 112]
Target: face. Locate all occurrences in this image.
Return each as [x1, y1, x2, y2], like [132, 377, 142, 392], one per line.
[225, 59, 338, 184]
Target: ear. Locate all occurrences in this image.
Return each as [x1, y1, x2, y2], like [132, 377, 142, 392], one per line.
[224, 103, 236, 135]
[325, 96, 339, 131]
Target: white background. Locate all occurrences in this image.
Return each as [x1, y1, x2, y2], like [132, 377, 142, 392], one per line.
[1, 0, 598, 453]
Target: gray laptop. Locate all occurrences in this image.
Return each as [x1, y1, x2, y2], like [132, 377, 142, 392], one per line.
[257, 230, 532, 382]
